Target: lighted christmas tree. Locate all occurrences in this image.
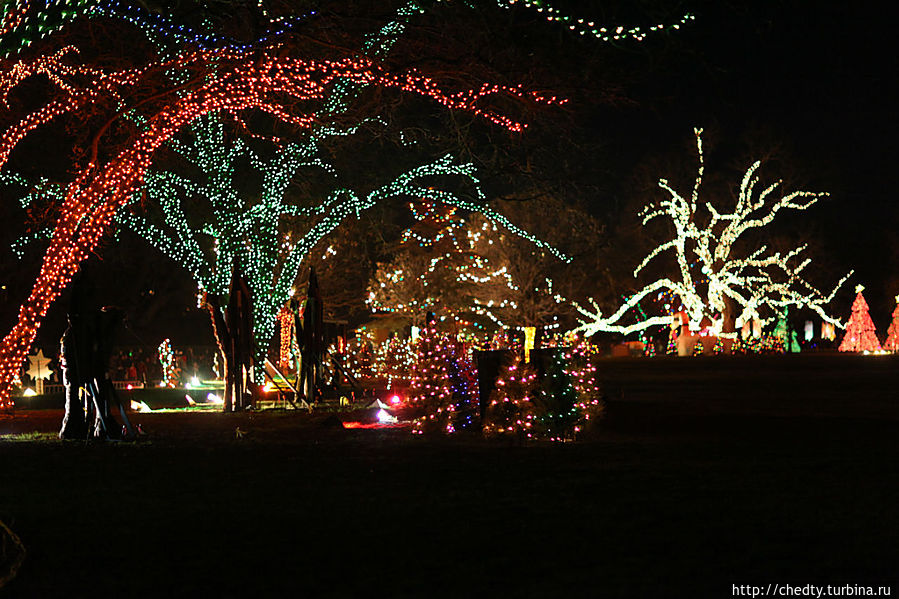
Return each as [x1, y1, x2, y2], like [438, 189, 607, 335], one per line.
[410, 324, 477, 434]
[838, 285, 882, 352]
[884, 296, 899, 351]
[536, 350, 584, 441]
[772, 308, 801, 352]
[366, 201, 569, 337]
[157, 338, 178, 388]
[482, 352, 540, 440]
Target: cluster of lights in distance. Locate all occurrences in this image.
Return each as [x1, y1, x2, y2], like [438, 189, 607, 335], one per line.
[157, 338, 177, 387]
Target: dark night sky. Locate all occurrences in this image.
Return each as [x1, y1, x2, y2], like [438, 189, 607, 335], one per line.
[583, 0, 898, 320]
[0, 0, 896, 349]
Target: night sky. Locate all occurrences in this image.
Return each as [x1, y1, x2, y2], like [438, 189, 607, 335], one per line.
[0, 0, 896, 348]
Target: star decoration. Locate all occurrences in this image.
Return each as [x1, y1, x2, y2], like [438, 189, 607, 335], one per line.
[856, 284, 865, 294]
[26, 349, 52, 381]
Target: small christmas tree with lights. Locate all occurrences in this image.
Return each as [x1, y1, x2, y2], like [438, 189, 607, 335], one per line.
[410, 323, 477, 434]
[838, 285, 882, 352]
[772, 308, 801, 353]
[158, 338, 178, 387]
[536, 350, 581, 440]
[666, 326, 678, 354]
[482, 352, 540, 440]
[565, 341, 604, 436]
[883, 295, 899, 351]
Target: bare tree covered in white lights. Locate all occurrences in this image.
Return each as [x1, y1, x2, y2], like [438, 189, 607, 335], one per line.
[572, 128, 852, 338]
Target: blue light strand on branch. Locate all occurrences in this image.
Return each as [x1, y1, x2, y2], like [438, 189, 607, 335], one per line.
[1, 0, 317, 57]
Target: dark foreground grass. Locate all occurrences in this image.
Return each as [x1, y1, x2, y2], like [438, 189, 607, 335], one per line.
[2, 353, 898, 598]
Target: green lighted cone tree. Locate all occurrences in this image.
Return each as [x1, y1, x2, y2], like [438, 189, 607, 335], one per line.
[571, 128, 852, 341]
[838, 285, 882, 352]
[883, 295, 899, 352]
[535, 350, 583, 440]
[772, 307, 801, 353]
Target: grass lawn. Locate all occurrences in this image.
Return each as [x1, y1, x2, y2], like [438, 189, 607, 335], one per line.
[2, 353, 898, 597]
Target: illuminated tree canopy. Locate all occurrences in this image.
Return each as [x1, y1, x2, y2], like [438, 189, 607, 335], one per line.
[0, 0, 694, 409]
[572, 128, 852, 338]
[0, 44, 564, 409]
[367, 197, 603, 334]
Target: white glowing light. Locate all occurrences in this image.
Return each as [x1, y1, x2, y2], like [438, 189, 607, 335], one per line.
[377, 409, 398, 423]
[130, 400, 152, 413]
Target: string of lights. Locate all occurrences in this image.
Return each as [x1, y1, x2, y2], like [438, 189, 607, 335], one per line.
[2, 0, 694, 58]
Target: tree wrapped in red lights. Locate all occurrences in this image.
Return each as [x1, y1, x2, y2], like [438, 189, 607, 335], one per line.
[883, 296, 899, 352]
[838, 286, 882, 352]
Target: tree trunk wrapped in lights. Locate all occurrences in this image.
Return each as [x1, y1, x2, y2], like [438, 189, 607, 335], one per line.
[571, 128, 852, 341]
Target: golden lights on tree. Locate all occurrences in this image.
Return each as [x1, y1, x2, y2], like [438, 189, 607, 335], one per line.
[572, 128, 852, 340]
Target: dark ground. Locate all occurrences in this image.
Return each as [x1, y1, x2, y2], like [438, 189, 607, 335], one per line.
[1, 353, 898, 598]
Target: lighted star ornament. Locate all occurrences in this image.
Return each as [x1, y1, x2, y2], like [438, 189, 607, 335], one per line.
[25, 348, 52, 394]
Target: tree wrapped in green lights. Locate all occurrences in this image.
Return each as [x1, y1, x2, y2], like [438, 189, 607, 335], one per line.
[0, 46, 564, 412]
